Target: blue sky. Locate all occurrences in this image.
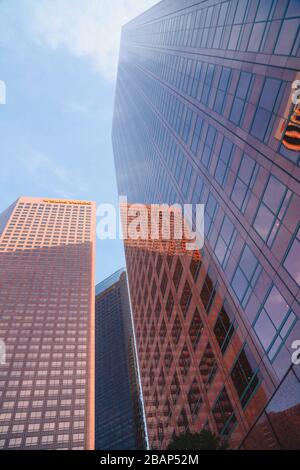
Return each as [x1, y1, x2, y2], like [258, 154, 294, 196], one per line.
[0, 0, 157, 284]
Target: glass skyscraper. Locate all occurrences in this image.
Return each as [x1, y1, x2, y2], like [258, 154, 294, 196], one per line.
[0, 197, 96, 449]
[95, 269, 146, 450]
[112, 0, 300, 449]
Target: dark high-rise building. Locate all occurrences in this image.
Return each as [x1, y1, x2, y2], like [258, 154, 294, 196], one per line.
[95, 269, 146, 450]
[112, 0, 300, 449]
[0, 197, 96, 450]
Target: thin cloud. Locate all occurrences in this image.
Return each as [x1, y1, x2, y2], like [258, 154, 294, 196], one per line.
[21, 150, 73, 185]
[28, 0, 158, 80]
[17, 141, 87, 197]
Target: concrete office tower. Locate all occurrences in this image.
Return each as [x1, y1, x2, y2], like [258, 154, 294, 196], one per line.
[95, 269, 146, 450]
[112, 0, 300, 449]
[0, 197, 96, 449]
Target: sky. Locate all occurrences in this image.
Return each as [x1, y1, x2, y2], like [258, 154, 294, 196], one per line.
[0, 0, 158, 284]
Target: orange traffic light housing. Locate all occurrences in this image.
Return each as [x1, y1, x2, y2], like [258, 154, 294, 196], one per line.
[282, 105, 300, 152]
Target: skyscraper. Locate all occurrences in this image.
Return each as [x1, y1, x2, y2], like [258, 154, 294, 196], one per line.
[95, 268, 146, 450]
[112, 0, 300, 449]
[0, 196, 96, 450]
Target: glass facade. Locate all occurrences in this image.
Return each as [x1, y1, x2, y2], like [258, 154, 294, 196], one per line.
[0, 197, 96, 449]
[241, 365, 300, 450]
[112, 0, 300, 449]
[95, 269, 146, 450]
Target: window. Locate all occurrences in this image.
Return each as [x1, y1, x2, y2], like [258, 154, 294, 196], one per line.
[179, 343, 191, 377]
[231, 345, 261, 408]
[158, 368, 166, 391]
[231, 153, 258, 213]
[218, 2, 229, 26]
[274, 18, 299, 56]
[251, 78, 282, 141]
[283, 225, 300, 285]
[164, 343, 173, 372]
[212, 387, 236, 436]
[182, 161, 193, 199]
[247, 22, 265, 53]
[157, 422, 164, 444]
[189, 256, 201, 280]
[180, 281, 192, 317]
[231, 244, 262, 308]
[182, 59, 193, 94]
[201, 64, 215, 105]
[182, 107, 193, 143]
[230, 71, 253, 126]
[25, 436, 38, 446]
[214, 67, 231, 114]
[151, 279, 157, 301]
[205, 192, 218, 238]
[171, 315, 182, 345]
[200, 269, 217, 313]
[191, 61, 202, 98]
[214, 137, 234, 188]
[28, 423, 40, 432]
[234, 0, 248, 23]
[8, 438, 22, 448]
[214, 301, 237, 354]
[199, 342, 218, 388]
[156, 254, 163, 276]
[0, 425, 9, 434]
[161, 270, 168, 297]
[173, 259, 183, 289]
[170, 372, 180, 405]
[159, 319, 167, 344]
[189, 308, 204, 350]
[255, 0, 273, 21]
[177, 407, 189, 431]
[286, 0, 300, 18]
[175, 101, 185, 136]
[253, 286, 297, 361]
[214, 214, 237, 269]
[155, 298, 161, 319]
[188, 379, 202, 420]
[253, 175, 291, 247]
[190, 116, 203, 154]
[228, 24, 241, 51]
[201, 125, 216, 168]
[147, 263, 153, 283]
[165, 290, 174, 320]
[42, 436, 54, 444]
[0, 413, 12, 421]
[213, 25, 223, 49]
[174, 150, 184, 184]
